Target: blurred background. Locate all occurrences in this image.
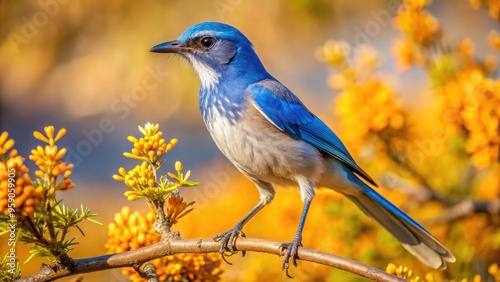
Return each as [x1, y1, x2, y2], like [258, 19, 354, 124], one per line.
[1, 0, 499, 281]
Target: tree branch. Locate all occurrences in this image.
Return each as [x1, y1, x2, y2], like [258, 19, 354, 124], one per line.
[135, 262, 159, 282]
[380, 172, 500, 222]
[429, 197, 500, 223]
[384, 144, 454, 206]
[17, 237, 404, 282]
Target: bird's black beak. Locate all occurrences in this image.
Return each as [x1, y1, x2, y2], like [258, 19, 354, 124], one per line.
[150, 40, 185, 53]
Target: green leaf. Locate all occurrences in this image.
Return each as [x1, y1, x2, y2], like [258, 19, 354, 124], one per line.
[181, 181, 199, 187]
[86, 218, 103, 226]
[24, 252, 37, 264]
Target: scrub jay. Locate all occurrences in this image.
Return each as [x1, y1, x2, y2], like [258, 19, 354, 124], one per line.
[150, 22, 455, 271]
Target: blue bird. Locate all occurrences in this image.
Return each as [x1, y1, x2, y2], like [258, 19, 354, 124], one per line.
[151, 22, 455, 271]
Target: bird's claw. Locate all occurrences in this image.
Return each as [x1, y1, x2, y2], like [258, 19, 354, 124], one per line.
[213, 224, 246, 264]
[279, 238, 302, 278]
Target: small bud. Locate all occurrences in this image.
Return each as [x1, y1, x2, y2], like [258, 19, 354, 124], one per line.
[3, 139, 15, 152]
[35, 170, 45, 178]
[44, 126, 55, 140]
[127, 136, 138, 143]
[54, 128, 66, 142]
[118, 167, 127, 176]
[127, 195, 139, 201]
[175, 161, 183, 172]
[0, 132, 8, 145]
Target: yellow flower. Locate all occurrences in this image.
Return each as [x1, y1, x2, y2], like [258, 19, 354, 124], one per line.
[124, 123, 173, 166]
[0, 133, 42, 216]
[489, 29, 500, 51]
[33, 126, 66, 146]
[354, 45, 379, 71]
[29, 127, 74, 191]
[335, 79, 405, 145]
[166, 194, 194, 226]
[489, 263, 500, 281]
[316, 40, 350, 68]
[0, 132, 15, 155]
[436, 66, 500, 168]
[116, 161, 156, 196]
[469, 0, 482, 9]
[138, 122, 159, 137]
[403, 0, 431, 10]
[394, 9, 441, 47]
[386, 263, 420, 281]
[486, 1, 500, 21]
[458, 38, 474, 58]
[484, 54, 497, 72]
[393, 39, 418, 70]
[174, 161, 183, 172]
[105, 207, 223, 281]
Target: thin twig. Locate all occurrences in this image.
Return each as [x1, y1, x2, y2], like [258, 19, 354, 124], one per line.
[17, 237, 404, 282]
[381, 172, 500, 222]
[430, 198, 500, 223]
[385, 143, 454, 206]
[135, 262, 158, 282]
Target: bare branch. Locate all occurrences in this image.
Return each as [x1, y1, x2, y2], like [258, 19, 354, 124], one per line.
[135, 262, 158, 282]
[17, 237, 404, 282]
[381, 172, 500, 222]
[384, 145, 454, 206]
[430, 198, 500, 223]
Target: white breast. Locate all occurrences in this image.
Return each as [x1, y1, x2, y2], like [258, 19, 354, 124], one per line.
[205, 105, 325, 188]
[186, 54, 219, 89]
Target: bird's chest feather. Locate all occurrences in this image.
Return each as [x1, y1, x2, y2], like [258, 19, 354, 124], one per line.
[202, 100, 324, 185]
[204, 105, 276, 172]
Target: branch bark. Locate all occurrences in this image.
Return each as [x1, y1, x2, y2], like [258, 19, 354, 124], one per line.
[430, 197, 500, 223]
[17, 237, 404, 282]
[381, 172, 500, 222]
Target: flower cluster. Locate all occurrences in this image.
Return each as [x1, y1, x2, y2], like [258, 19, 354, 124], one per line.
[489, 30, 500, 52]
[124, 122, 177, 167]
[469, 0, 500, 21]
[105, 206, 160, 253]
[385, 263, 421, 281]
[392, 0, 500, 168]
[166, 193, 194, 226]
[317, 41, 406, 147]
[392, 0, 442, 70]
[0, 132, 42, 216]
[105, 206, 222, 282]
[113, 123, 198, 203]
[114, 162, 158, 201]
[1, 126, 99, 267]
[387, 262, 500, 282]
[454, 70, 500, 168]
[394, 0, 441, 45]
[335, 79, 405, 145]
[29, 126, 74, 191]
[109, 123, 206, 279]
[489, 263, 500, 281]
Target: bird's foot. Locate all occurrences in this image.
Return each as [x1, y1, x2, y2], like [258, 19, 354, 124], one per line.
[213, 224, 246, 264]
[279, 235, 302, 278]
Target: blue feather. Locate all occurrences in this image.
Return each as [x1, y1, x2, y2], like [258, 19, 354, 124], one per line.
[249, 79, 377, 186]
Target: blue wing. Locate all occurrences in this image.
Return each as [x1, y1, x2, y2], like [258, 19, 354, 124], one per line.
[248, 79, 377, 187]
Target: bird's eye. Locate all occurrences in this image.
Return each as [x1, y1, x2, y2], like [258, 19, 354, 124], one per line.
[200, 36, 216, 49]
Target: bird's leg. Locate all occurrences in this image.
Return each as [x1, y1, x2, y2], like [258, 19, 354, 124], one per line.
[213, 201, 266, 260]
[279, 199, 311, 276]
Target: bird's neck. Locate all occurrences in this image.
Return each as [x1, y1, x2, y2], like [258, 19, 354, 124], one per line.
[199, 75, 267, 124]
[199, 79, 246, 125]
[197, 48, 272, 124]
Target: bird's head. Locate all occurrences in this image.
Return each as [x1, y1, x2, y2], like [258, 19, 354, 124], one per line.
[151, 22, 268, 89]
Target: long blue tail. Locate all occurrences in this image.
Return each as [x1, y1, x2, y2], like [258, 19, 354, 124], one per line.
[344, 180, 456, 269]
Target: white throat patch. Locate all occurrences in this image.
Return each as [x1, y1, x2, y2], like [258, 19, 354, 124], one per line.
[186, 54, 219, 89]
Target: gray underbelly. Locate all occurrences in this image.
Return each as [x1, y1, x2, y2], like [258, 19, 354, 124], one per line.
[206, 114, 324, 186]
